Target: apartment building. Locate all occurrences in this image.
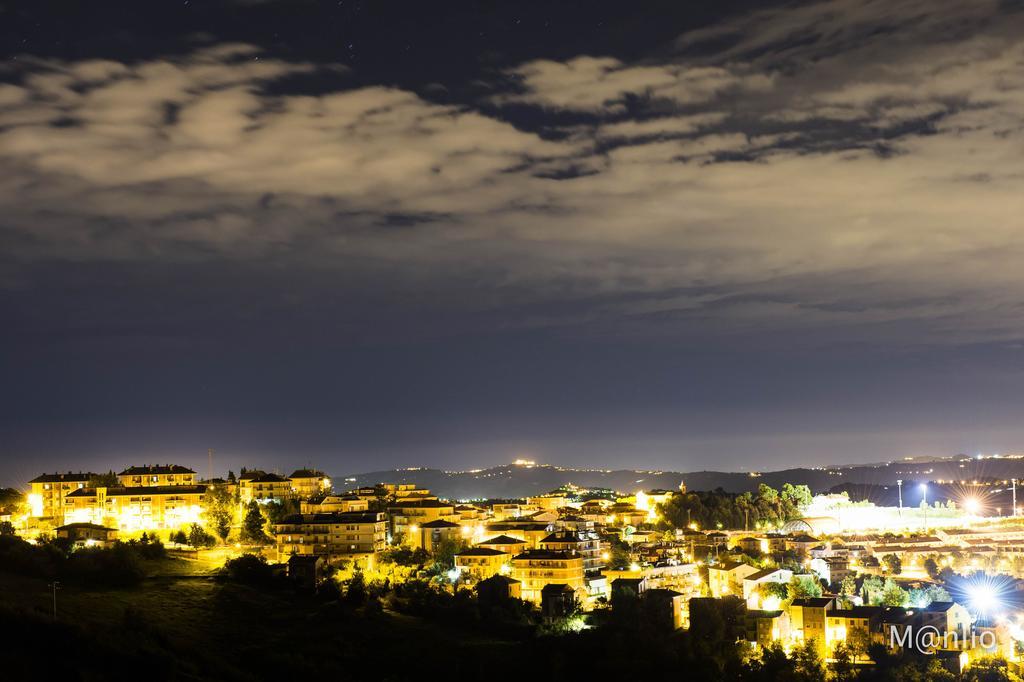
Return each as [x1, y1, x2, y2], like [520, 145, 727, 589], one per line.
[118, 464, 196, 488]
[274, 511, 387, 566]
[511, 549, 585, 604]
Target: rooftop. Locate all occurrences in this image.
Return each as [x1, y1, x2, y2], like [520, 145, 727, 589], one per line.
[456, 547, 507, 557]
[119, 464, 195, 476]
[29, 472, 97, 484]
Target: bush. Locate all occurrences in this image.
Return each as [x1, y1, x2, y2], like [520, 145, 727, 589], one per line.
[222, 553, 277, 587]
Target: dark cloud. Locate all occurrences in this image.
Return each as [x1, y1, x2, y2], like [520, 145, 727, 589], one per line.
[2, 0, 1024, 481]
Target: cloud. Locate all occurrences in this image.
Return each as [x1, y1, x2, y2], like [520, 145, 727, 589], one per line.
[2, 1, 1024, 351]
[499, 56, 773, 112]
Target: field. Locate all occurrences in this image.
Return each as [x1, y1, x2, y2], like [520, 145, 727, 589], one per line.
[0, 558, 519, 681]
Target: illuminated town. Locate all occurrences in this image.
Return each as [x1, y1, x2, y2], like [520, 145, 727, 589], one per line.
[5, 457, 1024, 679]
[4, 0, 1024, 679]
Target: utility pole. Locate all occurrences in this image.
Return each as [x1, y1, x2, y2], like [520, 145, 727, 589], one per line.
[49, 581, 60, 621]
[1014, 479, 1018, 517]
[897, 480, 903, 518]
[208, 448, 214, 482]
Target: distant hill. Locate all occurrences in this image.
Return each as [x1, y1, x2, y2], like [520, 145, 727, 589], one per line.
[338, 454, 1024, 501]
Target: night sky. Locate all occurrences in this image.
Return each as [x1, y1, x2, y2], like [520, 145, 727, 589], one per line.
[2, 0, 1024, 485]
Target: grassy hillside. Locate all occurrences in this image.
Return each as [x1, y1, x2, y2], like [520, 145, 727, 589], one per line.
[0, 566, 519, 681]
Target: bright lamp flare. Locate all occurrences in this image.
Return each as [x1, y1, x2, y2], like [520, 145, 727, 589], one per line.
[964, 497, 981, 515]
[964, 576, 1007, 617]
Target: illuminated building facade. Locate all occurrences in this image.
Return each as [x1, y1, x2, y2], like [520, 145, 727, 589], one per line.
[511, 549, 585, 603]
[789, 597, 834, 656]
[289, 469, 331, 500]
[455, 547, 510, 580]
[388, 499, 458, 539]
[28, 472, 96, 524]
[708, 561, 759, 598]
[118, 464, 196, 487]
[56, 522, 119, 547]
[539, 529, 606, 573]
[301, 494, 368, 514]
[273, 511, 387, 565]
[62, 485, 206, 531]
[240, 472, 292, 503]
[408, 519, 461, 552]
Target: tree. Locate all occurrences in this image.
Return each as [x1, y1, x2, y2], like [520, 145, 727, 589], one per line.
[882, 553, 902, 575]
[430, 537, 468, 573]
[760, 581, 789, 602]
[908, 584, 950, 608]
[210, 511, 231, 543]
[345, 570, 367, 607]
[0, 521, 16, 537]
[608, 539, 631, 570]
[924, 556, 940, 579]
[848, 626, 872, 664]
[89, 470, 119, 488]
[789, 574, 823, 599]
[204, 482, 235, 543]
[880, 578, 908, 607]
[241, 500, 269, 544]
[170, 529, 188, 545]
[790, 639, 826, 681]
[188, 523, 215, 549]
[964, 656, 1023, 682]
[831, 642, 856, 682]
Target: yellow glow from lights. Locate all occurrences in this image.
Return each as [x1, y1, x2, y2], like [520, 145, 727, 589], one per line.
[28, 493, 43, 517]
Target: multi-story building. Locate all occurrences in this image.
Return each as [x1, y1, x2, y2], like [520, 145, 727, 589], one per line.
[28, 472, 96, 524]
[539, 530, 605, 573]
[483, 521, 552, 549]
[388, 499, 458, 539]
[240, 472, 292, 503]
[789, 597, 835, 656]
[408, 519, 461, 552]
[745, 609, 791, 648]
[825, 607, 880, 652]
[117, 464, 196, 488]
[273, 511, 387, 567]
[511, 549, 585, 604]
[476, 534, 528, 555]
[708, 561, 759, 598]
[301, 494, 368, 514]
[743, 567, 794, 608]
[62, 485, 206, 531]
[288, 469, 331, 500]
[455, 547, 510, 580]
[526, 494, 567, 512]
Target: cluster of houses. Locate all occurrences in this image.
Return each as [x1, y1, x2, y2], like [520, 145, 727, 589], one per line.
[15, 465, 1024, 672]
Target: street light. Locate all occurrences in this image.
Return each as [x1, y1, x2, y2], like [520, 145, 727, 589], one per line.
[897, 479, 903, 518]
[48, 580, 60, 621]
